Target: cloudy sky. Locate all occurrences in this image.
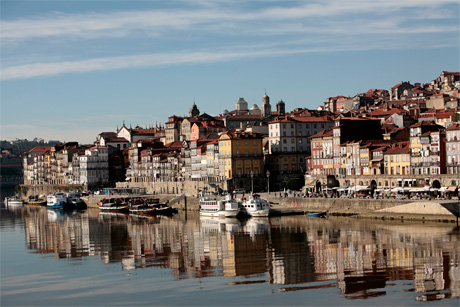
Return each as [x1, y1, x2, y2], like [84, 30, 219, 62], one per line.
[1, 0, 459, 143]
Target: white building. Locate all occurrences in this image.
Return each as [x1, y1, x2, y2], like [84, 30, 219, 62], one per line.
[79, 146, 109, 187]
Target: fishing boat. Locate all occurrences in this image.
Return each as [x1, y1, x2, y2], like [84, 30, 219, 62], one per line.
[99, 198, 129, 213]
[240, 194, 271, 217]
[47, 192, 68, 209]
[199, 195, 240, 217]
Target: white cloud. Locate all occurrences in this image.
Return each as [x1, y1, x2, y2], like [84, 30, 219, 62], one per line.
[1, 0, 457, 40]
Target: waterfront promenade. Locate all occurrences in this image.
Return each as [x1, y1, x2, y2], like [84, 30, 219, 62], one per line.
[81, 192, 460, 223]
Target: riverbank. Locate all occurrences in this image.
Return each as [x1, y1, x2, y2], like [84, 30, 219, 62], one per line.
[81, 193, 460, 223]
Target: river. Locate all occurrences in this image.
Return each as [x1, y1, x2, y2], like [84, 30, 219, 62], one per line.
[1, 203, 459, 306]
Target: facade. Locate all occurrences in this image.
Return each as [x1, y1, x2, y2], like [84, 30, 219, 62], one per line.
[79, 146, 109, 188]
[383, 143, 410, 175]
[165, 115, 183, 144]
[219, 130, 264, 191]
[446, 124, 460, 175]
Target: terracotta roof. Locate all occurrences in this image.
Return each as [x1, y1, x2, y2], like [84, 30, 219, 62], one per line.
[131, 128, 158, 135]
[447, 123, 460, 130]
[436, 112, 452, 119]
[310, 129, 333, 138]
[26, 146, 53, 153]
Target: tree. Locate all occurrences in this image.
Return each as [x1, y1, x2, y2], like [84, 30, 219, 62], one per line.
[286, 177, 304, 191]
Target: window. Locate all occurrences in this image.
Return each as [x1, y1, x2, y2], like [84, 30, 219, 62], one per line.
[253, 140, 257, 146]
[253, 149, 258, 156]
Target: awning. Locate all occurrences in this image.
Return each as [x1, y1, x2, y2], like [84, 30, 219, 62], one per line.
[448, 186, 458, 192]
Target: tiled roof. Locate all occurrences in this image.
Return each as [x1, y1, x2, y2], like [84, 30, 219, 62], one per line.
[26, 146, 53, 153]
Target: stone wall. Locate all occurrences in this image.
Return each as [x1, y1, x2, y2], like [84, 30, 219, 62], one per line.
[19, 184, 86, 198]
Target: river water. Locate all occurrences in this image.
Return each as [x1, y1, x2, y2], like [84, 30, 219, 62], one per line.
[1, 203, 459, 306]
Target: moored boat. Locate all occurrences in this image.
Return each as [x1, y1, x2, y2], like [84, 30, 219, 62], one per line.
[199, 195, 240, 217]
[306, 211, 327, 218]
[4, 196, 25, 206]
[99, 198, 129, 213]
[240, 194, 271, 217]
[47, 192, 67, 209]
[66, 193, 87, 210]
[27, 195, 46, 206]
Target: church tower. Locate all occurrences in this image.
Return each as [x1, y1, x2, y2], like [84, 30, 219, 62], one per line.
[189, 102, 200, 117]
[276, 100, 285, 116]
[261, 92, 271, 117]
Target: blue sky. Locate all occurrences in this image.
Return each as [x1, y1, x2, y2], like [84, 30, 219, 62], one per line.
[1, 0, 459, 144]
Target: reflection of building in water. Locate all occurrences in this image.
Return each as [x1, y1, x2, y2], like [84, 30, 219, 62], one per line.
[13, 205, 460, 300]
[24, 207, 91, 259]
[267, 221, 315, 285]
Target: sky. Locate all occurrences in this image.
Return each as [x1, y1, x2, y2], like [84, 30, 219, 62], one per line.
[1, 0, 459, 144]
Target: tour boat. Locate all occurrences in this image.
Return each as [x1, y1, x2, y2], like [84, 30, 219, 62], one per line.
[128, 198, 156, 215]
[239, 194, 271, 217]
[199, 195, 240, 217]
[99, 198, 129, 213]
[47, 192, 68, 209]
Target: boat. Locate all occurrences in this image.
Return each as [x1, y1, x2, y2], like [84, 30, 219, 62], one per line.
[4, 196, 25, 206]
[26, 195, 46, 206]
[306, 211, 327, 218]
[199, 195, 240, 217]
[239, 194, 271, 217]
[149, 202, 178, 215]
[47, 192, 67, 209]
[99, 198, 129, 213]
[65, 193, 87, 210]
[128, 198, 156, 215]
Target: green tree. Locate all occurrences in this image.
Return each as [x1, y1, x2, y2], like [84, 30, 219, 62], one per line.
[286, 177, 304, 191]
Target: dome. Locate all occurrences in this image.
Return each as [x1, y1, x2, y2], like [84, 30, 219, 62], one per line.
[235, 97, 248, 111]
[222, 109, 229, 114]
[250, 104, 260, 110]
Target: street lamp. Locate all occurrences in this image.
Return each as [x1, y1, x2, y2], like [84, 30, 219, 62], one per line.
[266, 170, 270, 194]
[250, 170, 254, 194]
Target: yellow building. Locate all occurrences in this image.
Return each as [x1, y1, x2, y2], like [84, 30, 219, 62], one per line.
[219, 130, 264, 191]
[383, 142, 411, 175]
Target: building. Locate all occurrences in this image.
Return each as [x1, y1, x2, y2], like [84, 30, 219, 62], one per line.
[383, 142, 410, 175]
[219, 130, 264, 192]
[79, 146, 109, 188]
[445, 124, 460, 175]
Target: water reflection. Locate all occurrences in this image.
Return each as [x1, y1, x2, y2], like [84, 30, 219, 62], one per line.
[3, 204, 460, 302]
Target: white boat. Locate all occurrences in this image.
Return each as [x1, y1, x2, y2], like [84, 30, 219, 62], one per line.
[240, 194, 271, 217]
[4, 196, 24, 206]
[199, 196, 240, 217]
[47, 192, 67, 209]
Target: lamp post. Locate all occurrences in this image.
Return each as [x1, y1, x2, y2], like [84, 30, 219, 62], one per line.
[266, 170, 270, 194]
[250, 170, 254, 194]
